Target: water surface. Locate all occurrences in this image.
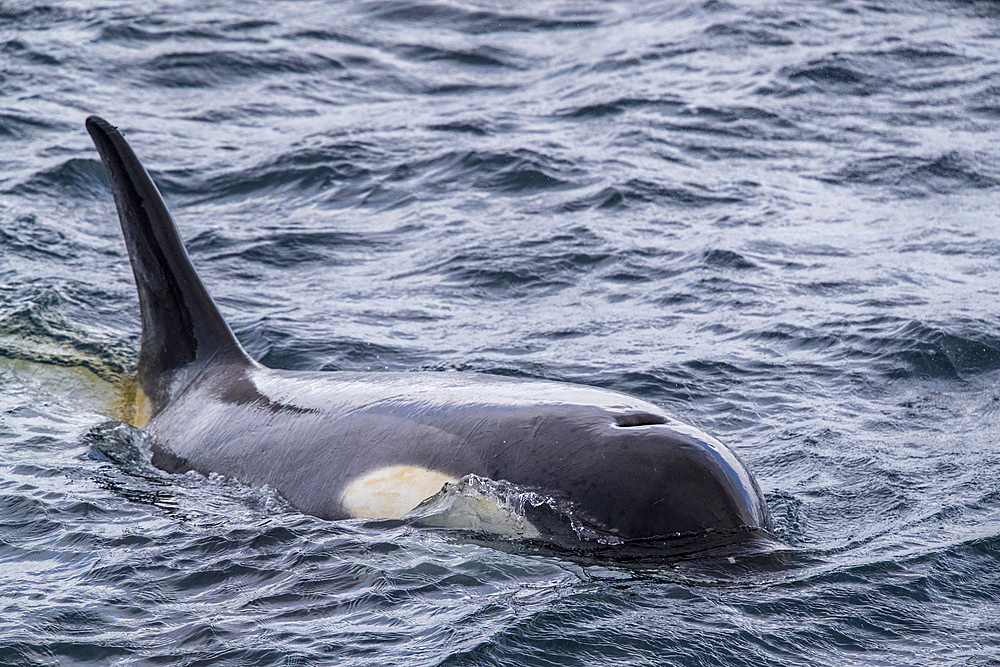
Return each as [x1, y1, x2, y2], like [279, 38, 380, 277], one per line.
[2, 0, 1000, 664]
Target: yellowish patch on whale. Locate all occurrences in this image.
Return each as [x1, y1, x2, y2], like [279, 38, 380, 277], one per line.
[341, 465, 457, 519]
[130, 384, 153, 428]
[110, 375, 153, 428]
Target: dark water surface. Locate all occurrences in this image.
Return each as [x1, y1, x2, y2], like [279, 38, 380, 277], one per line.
[3, 0, 1000, 664]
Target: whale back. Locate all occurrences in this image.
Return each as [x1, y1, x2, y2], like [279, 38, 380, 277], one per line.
[86, 116, 251, 416]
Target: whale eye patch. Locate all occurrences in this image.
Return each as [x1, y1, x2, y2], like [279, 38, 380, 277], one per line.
[614, 413, 668, 428]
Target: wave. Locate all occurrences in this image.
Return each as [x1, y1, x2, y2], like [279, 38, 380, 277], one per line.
[366, 1, 600, 33]
[10, 158, 111, 198]
[562, 178, 744, 211]
[743, 318, 1000, 380]
[823, 152, 999, 197]
[97, 20, 278, 45]
[138, 49, 346, 89]
[0, 285, 134, 380]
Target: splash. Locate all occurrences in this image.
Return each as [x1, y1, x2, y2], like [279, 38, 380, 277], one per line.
[405, 474, 626, 546]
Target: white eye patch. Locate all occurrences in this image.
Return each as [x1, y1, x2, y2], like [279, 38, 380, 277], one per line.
[341, 465, 457, 519]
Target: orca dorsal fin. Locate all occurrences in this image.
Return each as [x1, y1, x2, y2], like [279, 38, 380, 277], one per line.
[86, 116, 251, 414]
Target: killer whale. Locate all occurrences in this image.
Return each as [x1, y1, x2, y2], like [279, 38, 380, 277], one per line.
[85, 115, 771, 543]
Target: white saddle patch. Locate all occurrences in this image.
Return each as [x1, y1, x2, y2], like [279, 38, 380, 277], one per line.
[341, 465, 457, 519]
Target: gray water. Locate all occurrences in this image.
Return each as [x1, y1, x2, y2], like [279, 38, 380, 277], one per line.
[3, 0, 1000, 664]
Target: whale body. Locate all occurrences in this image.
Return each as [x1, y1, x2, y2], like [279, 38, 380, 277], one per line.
[85, 115, 771, 543]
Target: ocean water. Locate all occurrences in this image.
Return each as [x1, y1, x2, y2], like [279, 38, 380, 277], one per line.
[3, 0, 1000, 664]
